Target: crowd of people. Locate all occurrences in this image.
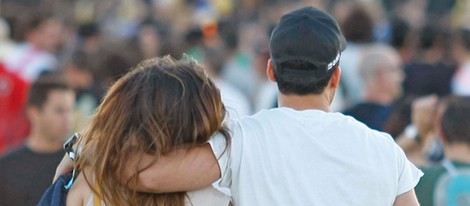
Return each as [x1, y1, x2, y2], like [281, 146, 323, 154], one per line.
[1, 0, 470, 205]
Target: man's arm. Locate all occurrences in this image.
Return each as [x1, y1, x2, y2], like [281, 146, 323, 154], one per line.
[393, 189, 420, 206]
[126, 143, 220, 193]
[54, 144, 220, 192]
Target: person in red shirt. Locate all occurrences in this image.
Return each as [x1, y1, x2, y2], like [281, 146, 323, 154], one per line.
[0, 62, 30, 154]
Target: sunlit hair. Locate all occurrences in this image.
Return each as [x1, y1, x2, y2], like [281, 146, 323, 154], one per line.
[76, 55, 228, 205]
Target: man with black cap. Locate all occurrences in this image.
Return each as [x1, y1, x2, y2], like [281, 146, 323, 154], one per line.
[56, 6, 422, 206]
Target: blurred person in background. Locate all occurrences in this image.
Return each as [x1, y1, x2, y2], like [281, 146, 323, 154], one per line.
[0, 62, 29, 154]
[1, 14, 65, 151]
[403, 23, 456, 98]
[95, 45, 138, 91]
[343, 44, 404, 131]
[76, 22, 103, 60]
[382, 96, 414, 139]
[388, 17, 414, 66]
[396, 95, 441, 167]
[0, 75, 75, 206]
[424, 0, 457, 24]
[338, 4, 375, 108]
[413, 96, 470, 206]
[251, 27, 278, 112]
[202, 47, 252, 118]
[4, 13, 64, 83]
[62, 51, 101, 131]
[0, 18, 27, 154]
[63, 52, 100, 103]
[451, 27, 470, 96]
[58, 22, 104, 83]
[221, 21, 266, 101]
[182, 18, 253, 117]
[137, 20, 162, 59]
[184, 26, 205, 62]
[0, 18, 16, 61]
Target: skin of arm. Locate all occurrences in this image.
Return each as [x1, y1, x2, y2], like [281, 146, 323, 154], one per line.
[128, 144, 221, 193]
[66, 169, 92, 206]
[393, 189, 420, 206]
[53, 154, 74, 182]
[54, 143, 222, 193]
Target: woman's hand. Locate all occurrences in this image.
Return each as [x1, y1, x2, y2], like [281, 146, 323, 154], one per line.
[53, 154, 74, 183]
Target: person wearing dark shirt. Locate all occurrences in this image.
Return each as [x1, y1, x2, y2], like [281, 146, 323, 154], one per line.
[343, 44, 403, 131]
[403, 24, 456, 98]
[0, 76, 75, 206]
[404, 61, 455, 97]
[343, 102, 392, 131]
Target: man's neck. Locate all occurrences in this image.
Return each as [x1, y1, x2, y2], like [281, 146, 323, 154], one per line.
[26, 133, 63, 153]
[445, 144, 470, 163]
[278, 92, 331, 112]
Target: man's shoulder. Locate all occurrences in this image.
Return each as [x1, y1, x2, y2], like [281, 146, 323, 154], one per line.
[234, 108, 384, 136]
[239, 108, 371, 126]
[0, 146, 30, 176]
[0, 145, 28, 161]
[246, 107, 343, 120]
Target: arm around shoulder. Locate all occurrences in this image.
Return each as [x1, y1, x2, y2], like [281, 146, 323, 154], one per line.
[130, 143, 221, 193]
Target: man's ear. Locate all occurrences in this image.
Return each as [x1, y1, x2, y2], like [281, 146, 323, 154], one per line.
[329, 66, 341, 89]
[267, 59, 276, 82]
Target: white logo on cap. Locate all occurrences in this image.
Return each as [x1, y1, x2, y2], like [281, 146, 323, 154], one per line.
[327, 53, 341, 70]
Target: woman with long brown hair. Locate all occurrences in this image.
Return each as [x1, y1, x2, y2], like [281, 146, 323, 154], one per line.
[61, 56, 230, 205]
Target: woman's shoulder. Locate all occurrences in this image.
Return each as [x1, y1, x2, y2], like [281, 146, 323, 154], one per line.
[67, 168, 94, 206]
[186, 186, 231, 206]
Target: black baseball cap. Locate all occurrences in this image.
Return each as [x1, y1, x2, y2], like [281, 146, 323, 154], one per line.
[270, 6, 346, 74]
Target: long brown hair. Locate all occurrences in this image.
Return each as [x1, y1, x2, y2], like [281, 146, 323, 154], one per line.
[76, 56, 228, 205]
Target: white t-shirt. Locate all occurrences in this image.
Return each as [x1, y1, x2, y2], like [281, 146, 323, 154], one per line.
[210, 107, 423, 206]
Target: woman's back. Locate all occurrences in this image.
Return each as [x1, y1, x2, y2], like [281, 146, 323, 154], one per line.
[62, 56, 230, 205]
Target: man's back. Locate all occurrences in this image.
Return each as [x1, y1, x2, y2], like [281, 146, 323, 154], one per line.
[212, 108, 422, 205]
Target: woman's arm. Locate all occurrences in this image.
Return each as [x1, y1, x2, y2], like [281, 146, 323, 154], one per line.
[66, 169, 93, 206]
[54, 154, 74, 182]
